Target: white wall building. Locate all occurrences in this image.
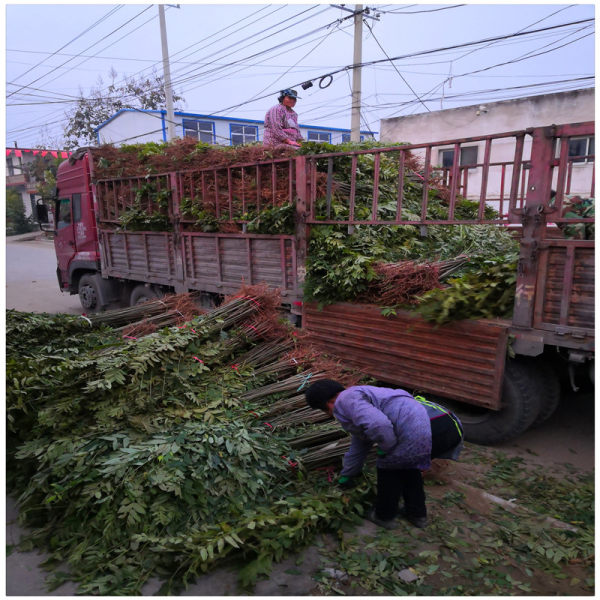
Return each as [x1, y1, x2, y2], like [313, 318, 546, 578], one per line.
[95, 109, 376, 147]
[380, 88, 595, 205]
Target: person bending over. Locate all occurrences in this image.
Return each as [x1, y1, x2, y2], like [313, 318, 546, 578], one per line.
[304, 380, 464, 529]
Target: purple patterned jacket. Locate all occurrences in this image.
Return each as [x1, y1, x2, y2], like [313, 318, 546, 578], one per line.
[263, 103, 303, 146]
[333, 385, 433, 476]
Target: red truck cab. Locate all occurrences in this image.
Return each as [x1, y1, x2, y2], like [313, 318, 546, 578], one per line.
[53, 153, 107, 308]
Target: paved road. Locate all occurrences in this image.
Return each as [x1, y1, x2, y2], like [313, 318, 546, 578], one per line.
[6, 234, 82, 315]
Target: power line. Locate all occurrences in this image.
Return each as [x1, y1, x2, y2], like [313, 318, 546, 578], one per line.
[6, 13, 594, 145]
[7, 5, 153, 99]
[39, 7, 162, 91]
[377, 5, 466, 15]
[130, 5, 288, 83]
[368, 78, 594, 119]
[167, 6, 332, 90]
[178, 19, 353, 97]
[247, 26, 339, 101]
[200, 17, 594, 120]
[450, 4, 576, 64]
[363, 18, 430, 112]
[9, 5, 124, 84]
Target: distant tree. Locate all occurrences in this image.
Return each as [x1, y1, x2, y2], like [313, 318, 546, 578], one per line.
[24, 154, 64, 196]
[62, 69, 183, 149]
[6, 188, 34, 236]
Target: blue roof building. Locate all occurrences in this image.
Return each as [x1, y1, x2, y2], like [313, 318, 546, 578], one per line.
[95, 108, 377, 146]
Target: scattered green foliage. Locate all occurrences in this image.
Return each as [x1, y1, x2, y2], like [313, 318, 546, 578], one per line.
[314, 447, 594, 596]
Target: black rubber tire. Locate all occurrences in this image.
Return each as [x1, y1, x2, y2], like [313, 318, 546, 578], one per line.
[129, 285, 159, 306]
[525, 359, 562, 427]
[447, 359, 543, 445]
[78, 274, 101, 312]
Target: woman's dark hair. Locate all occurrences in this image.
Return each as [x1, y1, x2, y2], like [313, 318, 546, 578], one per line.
[304, 379, 345, 411]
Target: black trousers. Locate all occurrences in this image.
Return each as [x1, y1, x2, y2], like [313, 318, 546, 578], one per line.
[375, 413, 462, 520]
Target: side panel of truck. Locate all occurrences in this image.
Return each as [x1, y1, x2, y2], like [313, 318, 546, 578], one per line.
[98, 229, 298, 297]
[93, 159, 302, 303]
[304, 303, 508, 409]
[531, 240, 594, 349]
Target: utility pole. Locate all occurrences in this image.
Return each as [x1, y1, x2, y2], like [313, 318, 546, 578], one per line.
[350, 4, 363, 142]
[158, 5, 176, 141]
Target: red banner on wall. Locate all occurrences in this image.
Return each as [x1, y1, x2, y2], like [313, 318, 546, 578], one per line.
[5, 147, 72, 158]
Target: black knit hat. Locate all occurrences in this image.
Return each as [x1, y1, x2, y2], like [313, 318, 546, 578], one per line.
[304, 379, 345, 412]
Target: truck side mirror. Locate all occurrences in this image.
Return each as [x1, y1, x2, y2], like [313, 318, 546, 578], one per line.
[34, 202, 49, 224]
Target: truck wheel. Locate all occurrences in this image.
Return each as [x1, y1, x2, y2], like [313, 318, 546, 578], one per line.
[130, 285, 161, 306]
[78, 274, 101, 312]
[448, 359, 543, 445]
[526, 359, 561, 427]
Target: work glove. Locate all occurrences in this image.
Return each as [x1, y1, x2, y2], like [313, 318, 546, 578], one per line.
[338, 475, 358, 489]
[376, 448, 387, 457]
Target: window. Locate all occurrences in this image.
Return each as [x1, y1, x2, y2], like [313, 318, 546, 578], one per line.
[439, 146, 478, 168]
[57, 197, 71, 230]
[307, 131, 331, 143]
[342, 133, 365, 142]
[182, 119, 215, 143]
[6, 156, 22, 176]
[230, 124, 258, 145]
[568, 136, 594, 163]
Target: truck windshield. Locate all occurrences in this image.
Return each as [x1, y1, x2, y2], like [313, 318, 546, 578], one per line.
[56, 197, 71, 230]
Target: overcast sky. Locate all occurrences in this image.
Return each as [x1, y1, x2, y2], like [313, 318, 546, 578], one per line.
[5, 2, 595, 148]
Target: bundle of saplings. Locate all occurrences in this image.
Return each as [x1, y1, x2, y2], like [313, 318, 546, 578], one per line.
[7, 289, 373, 595]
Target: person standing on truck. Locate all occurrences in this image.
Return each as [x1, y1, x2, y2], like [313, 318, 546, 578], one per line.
[263, 89, 303, 148]
[304, 380, 463, 529]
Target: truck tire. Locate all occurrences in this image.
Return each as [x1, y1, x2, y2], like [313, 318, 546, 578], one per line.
[525, 359, 561, 427]
[449, 359, 543, 445]
[78, 274, 101, 312]
[130, 284, 161, 306]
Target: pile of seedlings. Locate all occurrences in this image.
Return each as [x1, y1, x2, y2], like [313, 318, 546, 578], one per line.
[6, 287, 371, 595]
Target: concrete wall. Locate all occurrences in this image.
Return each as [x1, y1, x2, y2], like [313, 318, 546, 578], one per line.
[97, 111, 167, 145]
[380, 88, 594, 143]
[380, 89, 595, 203]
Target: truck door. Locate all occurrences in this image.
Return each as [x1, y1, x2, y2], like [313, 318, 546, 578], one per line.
[54, 194, 81, 289]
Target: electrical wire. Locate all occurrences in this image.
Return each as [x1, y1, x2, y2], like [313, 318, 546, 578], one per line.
[246, 26, 339, 101]
[125, 5, 290, 87]
[167, 6, 332, 89]
[7, 5, 154, 99]
[367, 78, 594, 119]
[6, 11, 594, 146]
[9, 5, 124, 84]
[363, 18, 430, 112]
[39, 8, 163, 91]
[450, 4, 576, 64]
[377, 5, 466, 15]
[179, 19, 353, 97]
[192, 17, 594, 121]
